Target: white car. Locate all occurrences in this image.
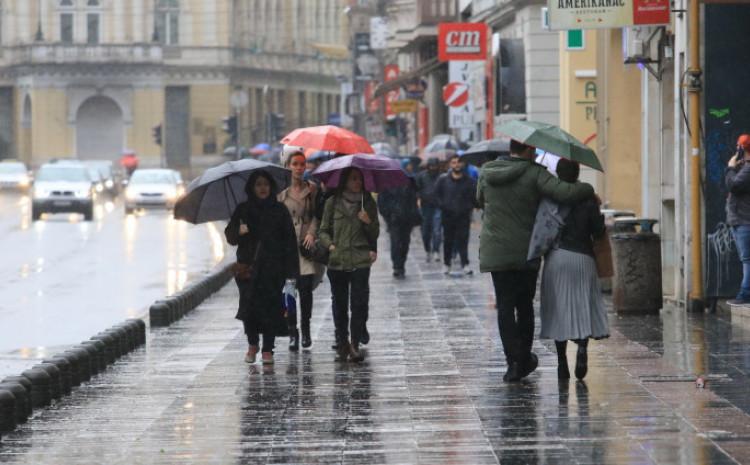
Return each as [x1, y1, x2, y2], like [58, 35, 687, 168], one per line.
[0, 161, 31, 191]
[124, 169, 184, 214]
[32, 164, 95, 221]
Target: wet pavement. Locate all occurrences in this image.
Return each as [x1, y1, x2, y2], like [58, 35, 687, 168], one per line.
[1, 227, 750, 464]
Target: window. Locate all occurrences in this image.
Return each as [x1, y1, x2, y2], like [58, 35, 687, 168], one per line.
[155, 0, 179, 45]
[87, 0, 99, 5]
[0, 1, 3, 45]
[86, 13, 99, 44]
[61, 13, 74, 43]
[60, 0, 73, 5]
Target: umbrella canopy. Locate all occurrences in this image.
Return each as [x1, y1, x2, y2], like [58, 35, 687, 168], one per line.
[496, 120, 603, 171]
[280, 125, 374, 155]
[462, 139, 510, 166]
[424, 134, 460, 153]
[174, 159, 290, 224]
[371, 142, 397, 157]
[249, 143, 271, 155]
[312, 154, 409, 193]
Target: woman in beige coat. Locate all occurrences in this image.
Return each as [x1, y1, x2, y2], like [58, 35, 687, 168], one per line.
[278, 149, 322, 351]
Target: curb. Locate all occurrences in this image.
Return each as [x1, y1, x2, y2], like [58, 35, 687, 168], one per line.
[0, 261, 233, 440]
[149, 263, 234, 327]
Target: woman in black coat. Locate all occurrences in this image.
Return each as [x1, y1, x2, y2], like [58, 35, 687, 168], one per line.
[225, 170, 299, 365]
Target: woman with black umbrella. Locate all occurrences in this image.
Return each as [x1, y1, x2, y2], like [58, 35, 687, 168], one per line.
[225, 170, 300, 365]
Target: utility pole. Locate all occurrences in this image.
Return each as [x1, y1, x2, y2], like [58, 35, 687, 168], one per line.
[687, 0, 704, 312]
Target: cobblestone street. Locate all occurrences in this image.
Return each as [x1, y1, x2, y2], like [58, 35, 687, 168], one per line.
[1, 231, 749, 464]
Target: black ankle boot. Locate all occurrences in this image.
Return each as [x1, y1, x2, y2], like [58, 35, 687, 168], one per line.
[575, 344, 588, 380]
[555, 341, 570, 380]
[301, 325, 311, 349]
[288, 329, 299, 352]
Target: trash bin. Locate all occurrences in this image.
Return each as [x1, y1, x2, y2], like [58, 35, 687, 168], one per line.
[599, 210, 636, 293]
[611, 218, 662, 314]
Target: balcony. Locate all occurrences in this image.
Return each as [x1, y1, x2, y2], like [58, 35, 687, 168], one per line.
[3, 43, 163, 66]
[417, 0, 457, 26]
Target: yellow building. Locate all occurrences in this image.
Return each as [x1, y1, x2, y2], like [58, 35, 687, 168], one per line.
[0, 0, 348, 168]
[559, 28, 642, 216]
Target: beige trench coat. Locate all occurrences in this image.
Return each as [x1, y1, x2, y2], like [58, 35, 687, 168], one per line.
[278, 182, 320, 276]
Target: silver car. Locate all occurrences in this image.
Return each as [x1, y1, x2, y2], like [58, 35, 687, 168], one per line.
[124, 169, 184, 214]
[32, 164, 95, 221]
[0, 161, 31, 191]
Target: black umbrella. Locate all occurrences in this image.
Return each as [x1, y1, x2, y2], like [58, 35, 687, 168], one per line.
[461, 139, 510, 166]
[174, 159, 290, 224]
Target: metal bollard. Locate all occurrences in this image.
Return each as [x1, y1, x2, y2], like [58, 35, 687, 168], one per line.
[0, 389, 17, 433]
[21, 368, 52, 408]
[611, 218, 663, 314]
[64, 348, 92, 382]
[42, 357, 73, 395]
[0, 383, 29, 424]
[2, 376, 33, 417]
[33, 363, 62, 401]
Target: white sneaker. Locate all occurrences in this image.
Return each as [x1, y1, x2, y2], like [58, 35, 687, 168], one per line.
[462, 266, 473, 275]
[443, 265, 451, 275]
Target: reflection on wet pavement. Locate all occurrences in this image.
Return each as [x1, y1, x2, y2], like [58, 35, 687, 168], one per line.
[0, 228, 749, 464]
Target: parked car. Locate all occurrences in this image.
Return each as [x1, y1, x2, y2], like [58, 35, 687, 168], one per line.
[32, 163, 95, 221]
[124, 169, 184, 214]
[85, 160, 122, 196]
[0, 160, 31, 192]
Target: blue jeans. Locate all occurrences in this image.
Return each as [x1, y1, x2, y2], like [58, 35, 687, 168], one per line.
[420, 206, 442, 253]
[733, 225, 750, 300]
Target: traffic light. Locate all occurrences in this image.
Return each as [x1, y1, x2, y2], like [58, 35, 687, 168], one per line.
[152, 124, 162, 146]
[269, 113, 286, 142]
[222, 115, 238, 143]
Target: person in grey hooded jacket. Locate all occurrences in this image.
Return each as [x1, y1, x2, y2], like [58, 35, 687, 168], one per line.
[726, 134, 750, 304]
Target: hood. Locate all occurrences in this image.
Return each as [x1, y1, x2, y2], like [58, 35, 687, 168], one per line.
[34, 180, 91, 190]
[481, 157, 534, 186]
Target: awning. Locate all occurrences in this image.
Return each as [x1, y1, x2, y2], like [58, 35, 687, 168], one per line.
[373, 58, 442, 98]
[309, 42, 350, 60]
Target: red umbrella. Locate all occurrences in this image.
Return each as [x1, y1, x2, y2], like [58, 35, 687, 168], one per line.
[280, 125, 374, 155]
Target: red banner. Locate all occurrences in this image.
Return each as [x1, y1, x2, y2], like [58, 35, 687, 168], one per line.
[418, 105, 429, 150]
[438, 23, 488, 62]
[633, 0, 671, 25]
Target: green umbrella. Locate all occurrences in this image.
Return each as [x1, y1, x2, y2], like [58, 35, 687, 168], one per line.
[496, 120, 604, 172]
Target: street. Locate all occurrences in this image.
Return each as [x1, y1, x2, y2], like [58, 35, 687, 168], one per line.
[0, 191, 226, 379]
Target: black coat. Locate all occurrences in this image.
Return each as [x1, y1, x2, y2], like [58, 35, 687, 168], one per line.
[416, 170, 441, 207]
[434, 172, 477, 216]
[225, 200, 300, 335]
[377, 179, 421, 228]
[558, 196, 606, 257]
[726, 163, 750, 226]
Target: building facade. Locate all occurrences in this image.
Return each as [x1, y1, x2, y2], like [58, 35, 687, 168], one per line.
[0, 0, 348, 168]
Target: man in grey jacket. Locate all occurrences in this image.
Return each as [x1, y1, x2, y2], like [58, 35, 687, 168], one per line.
[726, 134, 750, 304]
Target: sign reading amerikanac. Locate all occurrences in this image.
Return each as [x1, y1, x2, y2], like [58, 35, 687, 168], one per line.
[548, 0, 671, 29]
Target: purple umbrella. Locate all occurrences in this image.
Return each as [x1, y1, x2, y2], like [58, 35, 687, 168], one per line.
[312, 154, 409, 193]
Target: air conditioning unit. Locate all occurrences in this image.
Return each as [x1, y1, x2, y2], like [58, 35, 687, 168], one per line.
[623, 26, 654, 64]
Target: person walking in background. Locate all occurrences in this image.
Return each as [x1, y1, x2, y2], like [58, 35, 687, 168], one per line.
[225, 171, 299, 365]
[278, 150, 322, 350]
[416, 158, 443, 263]
[435, 154, 477, 275]
[318, 168, 379, 362]
[378, 160, 422, 278]
[538, 159, 609, 381]
[477, 140, 594, 382]
[726, 134, 750, 305]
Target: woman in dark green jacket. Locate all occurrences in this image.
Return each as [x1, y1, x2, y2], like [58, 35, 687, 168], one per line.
[318, 167, 379, 362]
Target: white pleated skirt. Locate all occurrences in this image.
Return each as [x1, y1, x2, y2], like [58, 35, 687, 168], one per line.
[539, 248, 609, 341]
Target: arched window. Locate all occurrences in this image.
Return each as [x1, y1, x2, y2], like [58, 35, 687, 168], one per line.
[155, 0, 179, 45]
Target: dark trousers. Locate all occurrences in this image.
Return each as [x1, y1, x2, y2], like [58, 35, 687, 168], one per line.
[243, 320, 275, 353]
[442, 211, 471, 266]
[420, 205, 442, 253]
[327, 268, 370, 345]
[491, 270, 538, 365]
[389, 221, 412, 272]
[287, 274, 314, 331]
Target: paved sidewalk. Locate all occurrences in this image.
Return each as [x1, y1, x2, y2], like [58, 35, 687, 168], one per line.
[1, 230, 750, 464]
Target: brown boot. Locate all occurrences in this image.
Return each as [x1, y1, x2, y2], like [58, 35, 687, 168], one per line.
[348, 341, 364, 363]
[336, 341, 350, 361]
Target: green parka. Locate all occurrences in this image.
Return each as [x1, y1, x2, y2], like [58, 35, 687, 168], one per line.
[318, 192, 380, 271]
[477, 157, 595, 272]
